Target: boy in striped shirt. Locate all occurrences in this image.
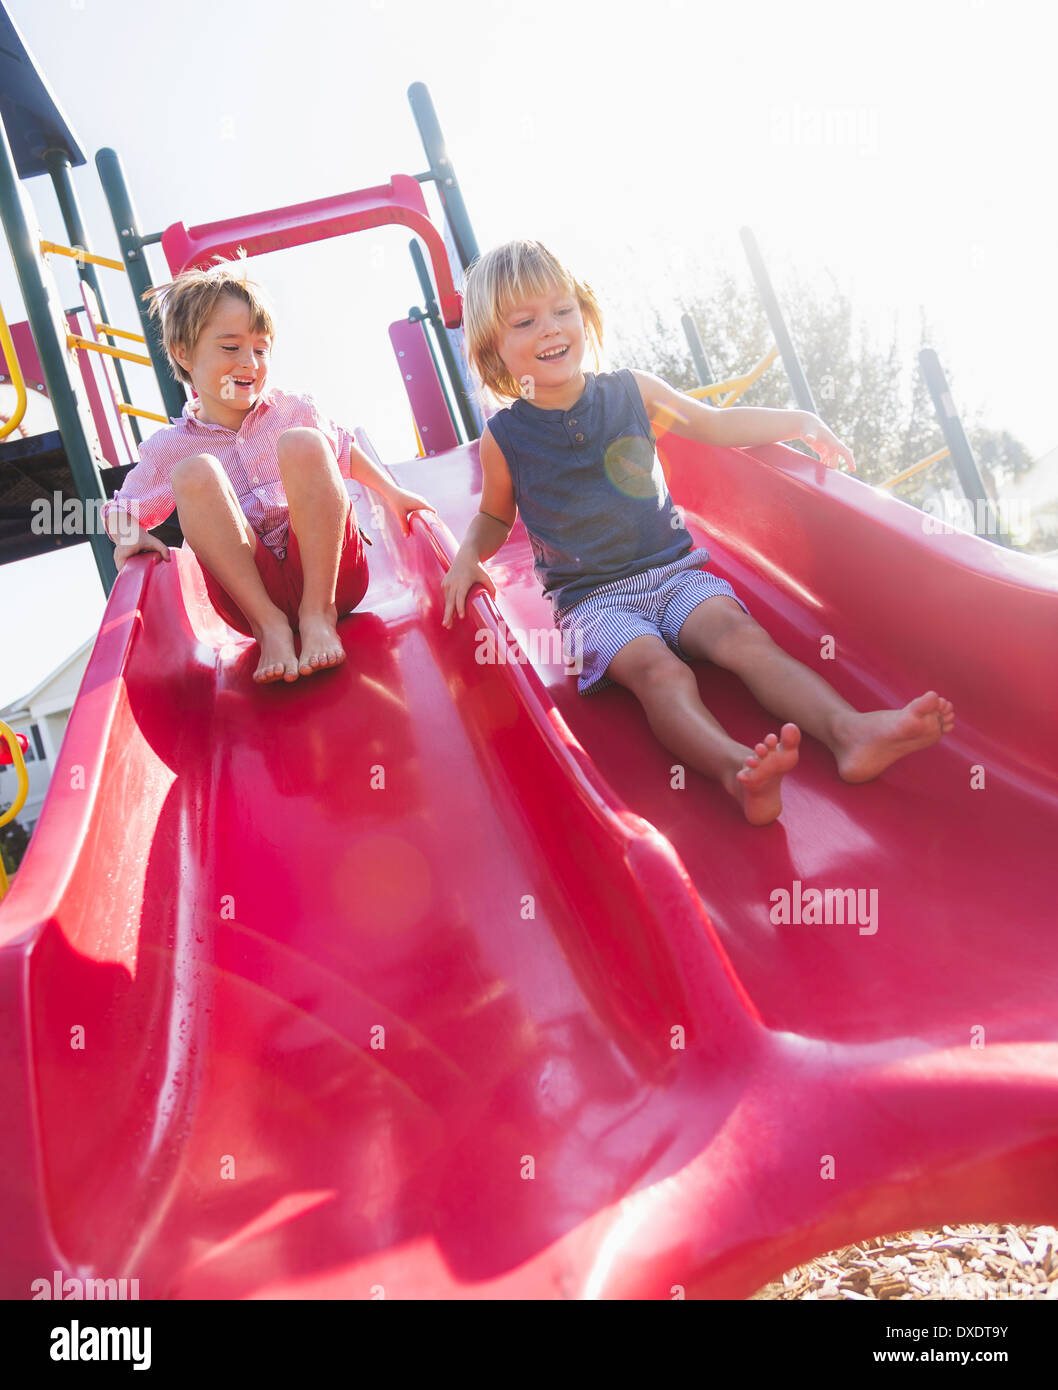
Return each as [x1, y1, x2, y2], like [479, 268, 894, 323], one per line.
[102, 260, 434, 683]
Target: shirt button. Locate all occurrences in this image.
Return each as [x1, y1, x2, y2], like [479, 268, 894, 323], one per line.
[569, 418, 577, 426]
[575, 432, 585, 442]
[252, 476, 259, 484]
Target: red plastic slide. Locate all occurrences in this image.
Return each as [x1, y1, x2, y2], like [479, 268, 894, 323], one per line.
[1, 432, 1056, 1299]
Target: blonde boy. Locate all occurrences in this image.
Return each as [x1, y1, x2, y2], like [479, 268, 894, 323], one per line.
[102, 259, 433, 683]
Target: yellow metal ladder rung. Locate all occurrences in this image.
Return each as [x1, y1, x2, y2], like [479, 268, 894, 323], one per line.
[66, 334, 152, 369]
[117, 403, 168, 424]
[40, 240, 126, 273]
[97, 323, 147, 345]
[878, 447, 951, 490]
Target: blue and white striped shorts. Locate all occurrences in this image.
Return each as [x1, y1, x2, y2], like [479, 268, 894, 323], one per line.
[556, 547, 749, 695]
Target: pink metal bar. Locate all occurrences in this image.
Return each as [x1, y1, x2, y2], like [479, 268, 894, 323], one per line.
[0, 316, 111, 461]
[0, 312, 120, 469]
[66, 308, 120, 466]
[76, 282, 136, 465]
[161, 174, 463, 327]
[0, 319, 47, 393]
[388, 317, 460, 456]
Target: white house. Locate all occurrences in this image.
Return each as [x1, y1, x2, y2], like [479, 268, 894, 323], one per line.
[0, 637, 93, 836]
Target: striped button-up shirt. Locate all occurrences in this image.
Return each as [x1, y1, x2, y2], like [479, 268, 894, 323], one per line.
[101, 387, 356, 559]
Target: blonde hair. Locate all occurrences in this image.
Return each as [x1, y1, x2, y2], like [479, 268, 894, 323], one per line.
[462, 240, 604, 402]
[142, 251, 276, 385]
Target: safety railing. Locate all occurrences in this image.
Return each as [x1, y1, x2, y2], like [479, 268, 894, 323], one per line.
[0, 720, 30, 901]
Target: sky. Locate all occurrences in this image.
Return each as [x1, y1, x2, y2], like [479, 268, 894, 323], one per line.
[1, 0, 1055, 707]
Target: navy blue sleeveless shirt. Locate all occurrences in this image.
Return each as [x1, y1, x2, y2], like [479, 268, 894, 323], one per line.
[486, 370, 692, 614]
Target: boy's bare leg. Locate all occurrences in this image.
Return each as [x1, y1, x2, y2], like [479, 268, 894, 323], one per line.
[607, 635, 800, 826]
[276, 428, 349, 676]
[678, 598, 955, 782]
[172, 455, 299, 684]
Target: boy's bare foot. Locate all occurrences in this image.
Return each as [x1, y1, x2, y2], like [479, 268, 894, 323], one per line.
[296, 608, 346, 677]
[253, 619, 300, 684]
[725, 723, 801, 826]
[832, 691, 954, 783]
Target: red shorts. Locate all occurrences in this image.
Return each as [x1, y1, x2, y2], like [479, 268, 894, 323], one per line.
[199, 503, 369, 638]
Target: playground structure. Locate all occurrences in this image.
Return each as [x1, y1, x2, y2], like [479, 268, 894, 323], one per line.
[682, 229, 1008, 539]
[1, 4, 1057, 1300]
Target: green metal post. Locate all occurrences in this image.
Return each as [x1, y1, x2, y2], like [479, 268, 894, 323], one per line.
[739, 226, 817, 415]
[0, 113, 116, 591]
[407, 83, 480, 271]
[408, 306, 462, 444]
[918, 348, 1008, 545]
[44, 147, 142, 444]
[681, 313, 715, 389]
[409, 239, 478, 441]
[95, 147, 186, 422]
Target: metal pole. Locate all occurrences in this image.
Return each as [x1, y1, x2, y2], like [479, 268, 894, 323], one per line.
[408, 307, 462, 445]
[739, 226, 817, 414]
[918, 347, 1007, 544]
[409, 240, 478, 440]
[681, 312, 715, 389]
[95, 147, 186, 422]
[43, 147, 142, 444]
[0, 113, 116, 591]
[407, 83, 480, 272]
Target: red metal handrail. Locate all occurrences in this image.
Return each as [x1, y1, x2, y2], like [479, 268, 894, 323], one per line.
[160, 174, 463, 327]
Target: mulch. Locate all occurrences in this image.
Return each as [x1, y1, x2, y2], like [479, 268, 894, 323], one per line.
[750, 1224, 1058, 1300]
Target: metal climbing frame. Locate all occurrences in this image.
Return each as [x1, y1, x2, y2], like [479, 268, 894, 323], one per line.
[1, 3, 480, 594]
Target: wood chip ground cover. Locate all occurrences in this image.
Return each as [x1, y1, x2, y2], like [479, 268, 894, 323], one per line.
[750, 1224, 1058, 1300]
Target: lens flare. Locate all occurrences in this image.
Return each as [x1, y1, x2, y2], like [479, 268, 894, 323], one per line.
[603, 435, 659, 499]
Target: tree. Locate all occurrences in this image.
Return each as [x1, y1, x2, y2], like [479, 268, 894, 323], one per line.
[608, 264, 1041, 541]
[966, 427, 1035, 489]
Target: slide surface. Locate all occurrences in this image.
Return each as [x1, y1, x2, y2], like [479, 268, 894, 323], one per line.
[1, 432, 1056, 1300]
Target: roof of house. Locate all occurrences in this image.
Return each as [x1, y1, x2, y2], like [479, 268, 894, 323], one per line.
[0, 635, 94, 719]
